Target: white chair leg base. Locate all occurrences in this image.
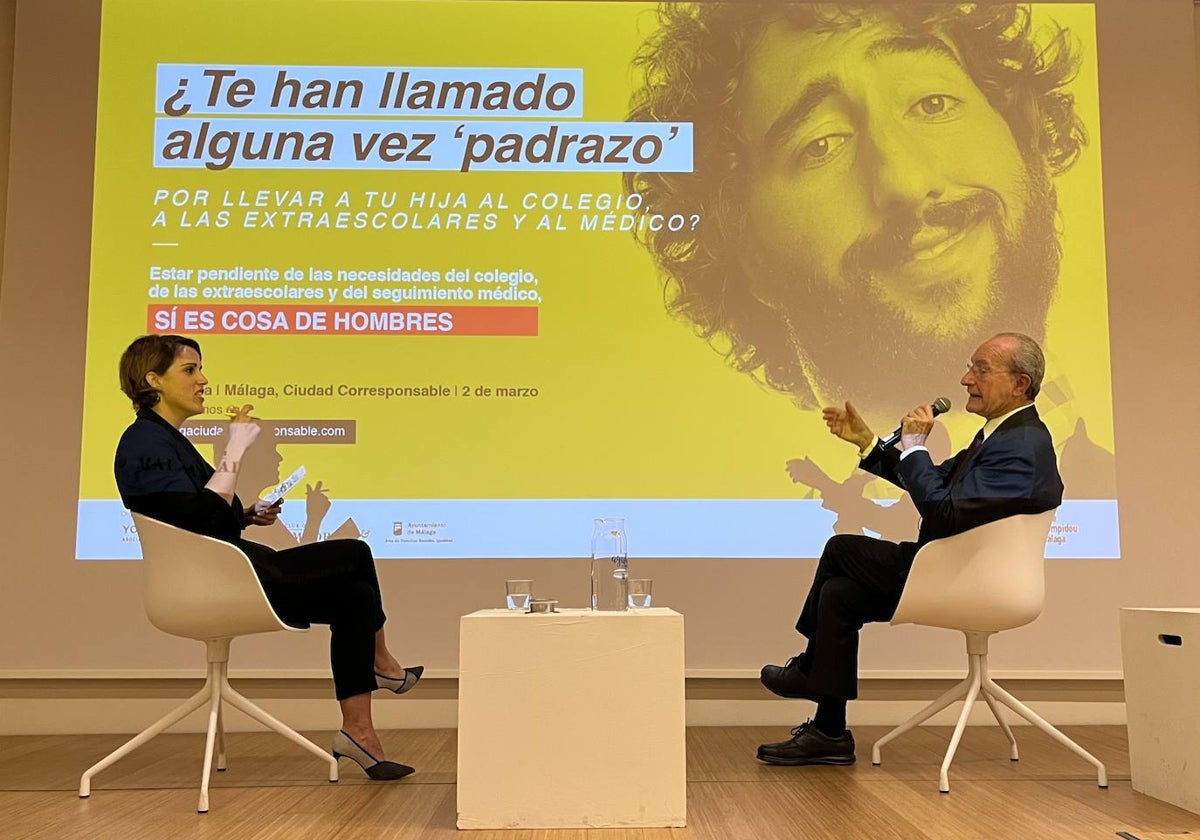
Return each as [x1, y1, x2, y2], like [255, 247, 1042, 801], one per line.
[78, 660, 340, 809]
[216, 703, 227, 771]
[937, 659, 984, 793]
[871, 673, 974, 766]
[79, 683, 211, 798]
[982, 674, 1108, 788]
[196, 663, 223, 813]
[219, 675, 339, 782]
[871, 645, 1108, 792]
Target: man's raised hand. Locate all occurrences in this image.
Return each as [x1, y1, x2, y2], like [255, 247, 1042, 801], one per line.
[821, 401, 875, 453]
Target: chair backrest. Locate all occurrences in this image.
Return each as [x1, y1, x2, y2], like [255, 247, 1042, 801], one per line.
[891, 510, 1057, 633]
[132, 513, 304, 641]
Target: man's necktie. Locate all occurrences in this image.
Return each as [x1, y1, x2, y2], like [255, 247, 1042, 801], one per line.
[949, 430, 985, 484]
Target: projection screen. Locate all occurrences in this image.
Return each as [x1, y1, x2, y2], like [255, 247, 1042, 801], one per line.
[76, 0, 1118, 561]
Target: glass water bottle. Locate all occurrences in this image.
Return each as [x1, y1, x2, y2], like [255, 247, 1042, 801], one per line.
[590, 517, 628, 611]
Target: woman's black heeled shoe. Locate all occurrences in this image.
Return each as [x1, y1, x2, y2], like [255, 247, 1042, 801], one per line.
[375, 665, 424, 695]
[332, 730, 415, 781]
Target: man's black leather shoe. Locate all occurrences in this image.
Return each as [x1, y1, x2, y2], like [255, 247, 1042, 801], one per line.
[756, 720, 856, 766]
[759, 653, 820, 700]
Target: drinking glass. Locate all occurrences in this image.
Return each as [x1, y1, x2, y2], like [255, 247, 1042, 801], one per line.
[505, 579, 533, 611]
[627, 579, 653, 609]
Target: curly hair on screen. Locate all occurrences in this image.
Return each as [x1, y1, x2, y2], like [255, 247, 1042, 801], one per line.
[624, 3, 1087, 399]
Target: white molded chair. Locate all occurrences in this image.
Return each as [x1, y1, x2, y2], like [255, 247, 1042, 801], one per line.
[870, 510, 1107, 792]
[79, 513, 338, 812]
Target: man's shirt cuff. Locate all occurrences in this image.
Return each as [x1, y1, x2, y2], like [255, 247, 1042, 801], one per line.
[899, 444, 929, 461]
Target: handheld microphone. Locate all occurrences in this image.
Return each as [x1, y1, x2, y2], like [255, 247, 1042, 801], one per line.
[880, 397, 951, 449]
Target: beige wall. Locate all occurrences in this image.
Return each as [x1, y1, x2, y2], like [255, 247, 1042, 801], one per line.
[1, 0, 1199, 684]
[0, 0, 14, 298]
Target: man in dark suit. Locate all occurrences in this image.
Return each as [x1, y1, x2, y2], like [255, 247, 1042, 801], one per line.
[756, 332, 1064, 766]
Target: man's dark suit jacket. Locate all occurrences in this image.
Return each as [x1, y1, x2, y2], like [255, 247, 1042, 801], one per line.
[859, 404, 1064, 548]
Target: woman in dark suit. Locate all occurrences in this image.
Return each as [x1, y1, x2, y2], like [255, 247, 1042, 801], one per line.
[114, 334, 421, 780]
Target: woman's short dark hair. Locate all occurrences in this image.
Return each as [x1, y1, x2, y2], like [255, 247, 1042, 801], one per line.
[118, 334, 202, 410]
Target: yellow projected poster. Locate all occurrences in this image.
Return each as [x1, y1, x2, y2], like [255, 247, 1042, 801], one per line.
[78, 1, 1118, 559]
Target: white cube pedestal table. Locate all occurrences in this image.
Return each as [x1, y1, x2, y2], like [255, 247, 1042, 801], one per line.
[456, 607, 685, 829]
[1120, 607, 1200, 815]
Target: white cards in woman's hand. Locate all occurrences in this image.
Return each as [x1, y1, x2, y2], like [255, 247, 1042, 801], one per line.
[255, 465, 306, 511]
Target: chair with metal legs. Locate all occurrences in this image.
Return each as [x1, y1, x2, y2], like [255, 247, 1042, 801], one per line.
[79, 513, 338, 812]
[870, 510, 1107, 793]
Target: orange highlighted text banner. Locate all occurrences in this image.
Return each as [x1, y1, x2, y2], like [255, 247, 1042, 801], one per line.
[146, 305, 538, 336]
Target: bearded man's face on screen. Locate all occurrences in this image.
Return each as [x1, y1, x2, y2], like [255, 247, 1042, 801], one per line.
[735, 14, 1058, 414]
[626, 5, 1083, 418]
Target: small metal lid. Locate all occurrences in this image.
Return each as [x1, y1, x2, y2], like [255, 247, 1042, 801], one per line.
[528, 598, 558, 613]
